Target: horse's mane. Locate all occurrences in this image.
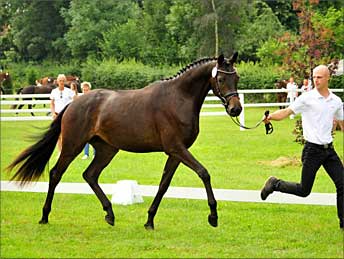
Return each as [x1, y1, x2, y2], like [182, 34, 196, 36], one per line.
[162, 57, 216, 82]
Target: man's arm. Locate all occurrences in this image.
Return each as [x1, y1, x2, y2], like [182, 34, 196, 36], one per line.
[266, 107, 294, 122]
[50, 99, 57, 119]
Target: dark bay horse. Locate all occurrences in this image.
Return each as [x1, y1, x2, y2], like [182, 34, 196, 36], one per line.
[275, 79, 287, 109]
[7, 53, 242, 230]
[11, 85, 55, 116]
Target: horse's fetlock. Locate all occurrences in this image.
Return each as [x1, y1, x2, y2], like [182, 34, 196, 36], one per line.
[103, 202, 112, 212]
[208, 200, 217, 210]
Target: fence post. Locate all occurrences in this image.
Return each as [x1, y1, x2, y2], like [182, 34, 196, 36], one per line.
[239, 93, 245, 131]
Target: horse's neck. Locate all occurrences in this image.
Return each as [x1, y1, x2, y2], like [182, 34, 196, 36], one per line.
[176, 62, 215, 109]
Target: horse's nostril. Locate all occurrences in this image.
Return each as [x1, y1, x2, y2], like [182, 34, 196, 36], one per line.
[229, 107, 242, 117]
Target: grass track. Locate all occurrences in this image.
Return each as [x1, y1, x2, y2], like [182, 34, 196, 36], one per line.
[1, 108, 343, 258]
[1, 192, 343, 258]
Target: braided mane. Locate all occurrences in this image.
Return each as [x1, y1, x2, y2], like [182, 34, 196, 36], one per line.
[162, 57, 217, 81]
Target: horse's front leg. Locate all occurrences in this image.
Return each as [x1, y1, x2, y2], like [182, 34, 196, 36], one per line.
[172, 148, 218, 227]
[145, 156, 180, 230]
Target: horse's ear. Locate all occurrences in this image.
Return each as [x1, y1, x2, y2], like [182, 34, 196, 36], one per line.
[229, 52, 238, 64]
[217, 54, 225, 65]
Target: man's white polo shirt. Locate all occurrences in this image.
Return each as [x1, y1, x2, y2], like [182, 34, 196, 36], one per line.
[50, 87, 75, 114]
[290, 89, 343, 145]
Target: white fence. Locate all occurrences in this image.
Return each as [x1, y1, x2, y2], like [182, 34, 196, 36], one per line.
[1, 89, 343, 124]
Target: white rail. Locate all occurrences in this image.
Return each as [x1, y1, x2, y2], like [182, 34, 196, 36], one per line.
[1, 89, 343, 122]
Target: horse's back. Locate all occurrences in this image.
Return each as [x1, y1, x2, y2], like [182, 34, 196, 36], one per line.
[64, 88, 164, 152]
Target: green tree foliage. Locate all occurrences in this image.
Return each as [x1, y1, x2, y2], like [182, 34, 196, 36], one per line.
[235, 0, 286, 61]
[263, 0, 299, 32]
[9, 0, 68, 61]
[63, 0, 139, 60]
[277, 0, 335, 81]
[1, 0, 342, 84]
[313, 7, 344, 58]
[165, 0, 200, 62]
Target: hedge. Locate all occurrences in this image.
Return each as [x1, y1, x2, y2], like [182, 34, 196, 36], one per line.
[5, 59, 343, 102]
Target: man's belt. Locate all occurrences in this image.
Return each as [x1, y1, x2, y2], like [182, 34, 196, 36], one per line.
[306, 141, 333, 149]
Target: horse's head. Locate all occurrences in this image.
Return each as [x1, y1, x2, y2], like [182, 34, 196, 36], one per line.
[0, 72, 10, 83]
[275, 79, 287, 89]
[210, 53, 242, 117]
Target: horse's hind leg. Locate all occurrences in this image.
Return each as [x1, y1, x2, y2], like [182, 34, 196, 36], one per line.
[82, 141, 118, 226]
[29, 104, 34, 116]
[39, 153, 78, 224]
[15, 104, 24, 115]
[144, 156, 180, 230]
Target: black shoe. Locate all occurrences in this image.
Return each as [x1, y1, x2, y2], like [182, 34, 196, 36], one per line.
[261, 176, 278, 200]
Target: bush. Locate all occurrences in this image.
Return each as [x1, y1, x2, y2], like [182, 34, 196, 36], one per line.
[6, 61, 82, 92]
[236, 61, 288, 102]
[329, 74, 344, 99]
[26, 68, 37, 85]
[81, 58, 178, 90]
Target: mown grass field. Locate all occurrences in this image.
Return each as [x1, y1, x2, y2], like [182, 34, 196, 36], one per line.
[1, 108, 343, 258]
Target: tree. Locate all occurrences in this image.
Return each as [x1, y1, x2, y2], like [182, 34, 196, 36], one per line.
[313, 6, 344, 58]
[263, 0, 299, 32]
[165, 0, 201, 63]
[235, 0, 286, 61]
[9, 0, 69, 61]
[100, 18, 145, 61]
[277, 0, 334, 80]
[63, 0, 139, 60]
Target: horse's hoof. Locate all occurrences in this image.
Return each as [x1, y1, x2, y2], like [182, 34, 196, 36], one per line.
[105, 215, 114, 226]
[208, 214, 218, 227]
[144, 223, 154, 230]
[39, 219, 48, 224]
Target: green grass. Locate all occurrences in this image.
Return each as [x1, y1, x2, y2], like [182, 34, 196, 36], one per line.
[1, 108, 344, 258]
[1, 192, 343, 258]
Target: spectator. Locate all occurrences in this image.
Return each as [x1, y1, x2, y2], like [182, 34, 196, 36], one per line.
[50, 74, 75, 152]
[70, 82, 79, 100]
[286, 76, 298, 119]
[80, 81, 96, 160]
[300, 78, 312, 93]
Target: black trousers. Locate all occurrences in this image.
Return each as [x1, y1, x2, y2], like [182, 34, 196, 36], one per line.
[275, 142, 344, 221]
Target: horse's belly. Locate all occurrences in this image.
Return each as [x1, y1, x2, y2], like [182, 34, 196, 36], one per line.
[98, 121, 163, 153]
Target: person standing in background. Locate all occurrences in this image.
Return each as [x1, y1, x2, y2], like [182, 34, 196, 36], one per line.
[286, 76, 299, 119]
[80, 81, 96, 160]
[70, 82, 79, 100]
[50, 74, 75, 152]
[300, 78, 312, 93]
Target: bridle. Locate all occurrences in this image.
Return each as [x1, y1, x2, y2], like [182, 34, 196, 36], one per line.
[211, 66, 273, 135]
[211, 67, 239, 109]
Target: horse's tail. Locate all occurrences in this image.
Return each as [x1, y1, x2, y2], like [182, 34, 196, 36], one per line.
[6, 108, 67, 185]
[10, 87, 23, 109]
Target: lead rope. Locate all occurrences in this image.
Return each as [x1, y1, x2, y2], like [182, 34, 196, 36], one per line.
[230, 110, 273, 134]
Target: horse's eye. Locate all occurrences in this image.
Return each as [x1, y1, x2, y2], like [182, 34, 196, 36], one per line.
[218, 77, 225, 84]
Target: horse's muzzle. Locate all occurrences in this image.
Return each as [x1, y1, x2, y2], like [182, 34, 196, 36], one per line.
[228, 106, 242, 117]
